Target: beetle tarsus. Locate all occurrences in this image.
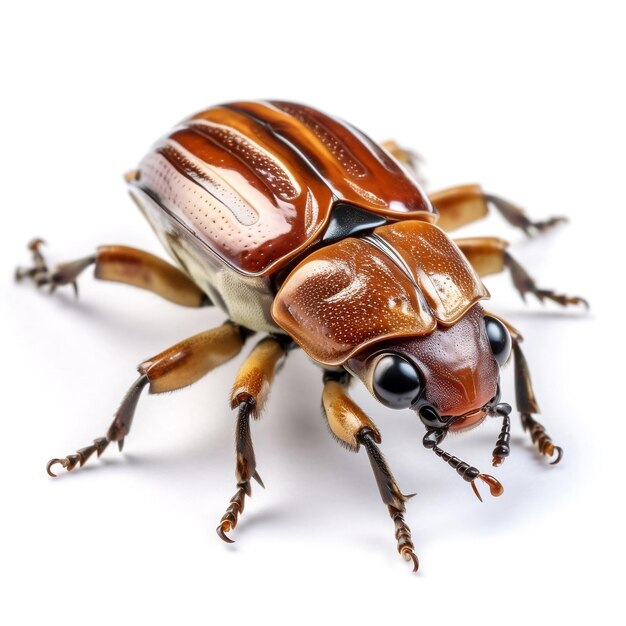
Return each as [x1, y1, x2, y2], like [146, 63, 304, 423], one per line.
[46, 458, 66, 478]
[16, 239, 94, 297]
[216, 483, 248, 544]
[216, 523, 235, 544]
[46, 437, 111, 477]
[389, 505, 419, 573]
[512, 340, 565, 465]
[532, 289, 589, 309]
[521, 413, 563, 465]
[357, 431, 419, 570]
[504, 251, 588, 309]
[485, 194, 568, 237]
[44, 377, 147, 477]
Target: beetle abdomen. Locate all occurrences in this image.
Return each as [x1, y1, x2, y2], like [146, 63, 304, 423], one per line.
[131, 101, 434, 278]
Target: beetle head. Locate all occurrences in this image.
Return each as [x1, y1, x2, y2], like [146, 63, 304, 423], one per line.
[346, 304, 511, 433]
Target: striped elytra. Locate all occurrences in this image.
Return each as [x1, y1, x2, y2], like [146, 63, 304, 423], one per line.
[133, 101, 435, 277]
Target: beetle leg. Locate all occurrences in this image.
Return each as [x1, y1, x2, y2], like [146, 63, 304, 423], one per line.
[322, 371, 418, 572]
[455, 237, 588, 308]
[380, 140, 427, 187]
[216, 336, 287, 543]
[46, 322, 249, 476]
[428, 184, 567, 235]
[16, 241, 210, 307]
[512, 339, 563, 464]
[15, 239, 93, 296]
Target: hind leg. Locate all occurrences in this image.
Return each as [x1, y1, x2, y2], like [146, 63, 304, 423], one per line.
[16, 239, 209, 307]
[428, 184, 568, 235]
[47, 321, 249, 476]
[456, 237, 587, 308]
[376, 145, 567, 237]
[380, 140, 427, 187]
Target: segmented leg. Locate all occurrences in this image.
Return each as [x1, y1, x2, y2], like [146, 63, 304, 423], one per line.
[322, 371, 418, 572]
[512, 339, 563, 464]
[216, 336, 286, 543]
[455, 237, 588, 308]
[485, 193, 567, 237]
[47, 375, 148, 476]
[16, 240, 210, 307]
[47, 322, 248, 476]
[15, 239, 93, 296]
[428, 184, 567, 235]
[503, 250, 588, 308]
[380, 139, 427, 187]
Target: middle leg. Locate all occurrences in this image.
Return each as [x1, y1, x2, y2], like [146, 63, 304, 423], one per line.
[47, 321, 249, 476]
[429, 184, 567, 235]
[456, 236, 587, 308]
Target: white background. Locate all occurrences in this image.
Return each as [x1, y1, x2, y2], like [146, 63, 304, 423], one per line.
[1, 1, 624, 624]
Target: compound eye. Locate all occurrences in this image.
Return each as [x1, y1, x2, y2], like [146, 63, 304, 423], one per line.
[372, 354, 422, 409]
[484, 315, 512, 366]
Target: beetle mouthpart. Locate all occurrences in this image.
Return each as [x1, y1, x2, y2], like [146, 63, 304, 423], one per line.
[447, 408, 488, 432]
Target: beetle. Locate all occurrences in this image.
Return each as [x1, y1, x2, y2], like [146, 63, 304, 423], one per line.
[16, 101, 586, 571]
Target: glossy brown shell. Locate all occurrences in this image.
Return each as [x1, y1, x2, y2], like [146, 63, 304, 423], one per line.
[272, 221, 489, 366]
[133, 101, 434, 277]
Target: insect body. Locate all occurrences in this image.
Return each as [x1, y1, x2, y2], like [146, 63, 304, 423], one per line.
[16, 101, 586, 571]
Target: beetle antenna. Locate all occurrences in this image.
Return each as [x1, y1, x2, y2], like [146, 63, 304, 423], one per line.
[422, 428, 504, 501]
[490, 403, 512, 467]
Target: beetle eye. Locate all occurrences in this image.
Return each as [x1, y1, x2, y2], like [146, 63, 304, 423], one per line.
[484, 315, 512, 366]
[372, 354, 422, 409]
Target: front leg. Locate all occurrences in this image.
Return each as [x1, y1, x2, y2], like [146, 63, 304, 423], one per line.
[512, 339, 563, 464]
[322, 371, 418, 572]
[483, 312, 564, 465]
[216, 336, 287, 543]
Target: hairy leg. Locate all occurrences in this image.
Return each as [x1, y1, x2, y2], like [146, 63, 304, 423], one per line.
[47, 321, 248, 476]
[16, 240, 209, 307]
[322, 370, 418, 572]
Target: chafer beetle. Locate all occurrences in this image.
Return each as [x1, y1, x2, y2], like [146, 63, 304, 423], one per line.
[16, 101, 586, 571]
